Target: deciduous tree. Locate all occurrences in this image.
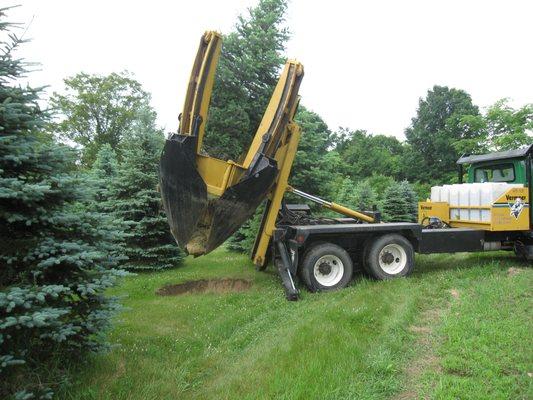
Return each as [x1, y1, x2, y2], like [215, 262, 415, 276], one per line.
[51, 71, 151, 165]
[405, 85, 481, 183]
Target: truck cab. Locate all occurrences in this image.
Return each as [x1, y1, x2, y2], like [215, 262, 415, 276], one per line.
[458, 144, 532, 226]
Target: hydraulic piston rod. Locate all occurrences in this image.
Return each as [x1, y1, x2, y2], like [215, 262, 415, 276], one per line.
[288, 187, 375, 223]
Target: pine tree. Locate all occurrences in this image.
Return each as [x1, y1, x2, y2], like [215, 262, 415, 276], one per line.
[89, 143, 119, 207]
[381, 181, 418, 222]
[353, 181, 377, 212]
[203, 0, 290, 160]
[111, 110, 184, 270]
[0, 11, 125, 397]
[398, 180, 418, 222]
[334, 178, 376, 213]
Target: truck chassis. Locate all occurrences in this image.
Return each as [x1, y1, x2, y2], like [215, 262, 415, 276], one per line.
[272, 217, 532, 300]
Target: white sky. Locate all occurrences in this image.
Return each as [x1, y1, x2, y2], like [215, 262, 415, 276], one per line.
[8, 0, 533, 139]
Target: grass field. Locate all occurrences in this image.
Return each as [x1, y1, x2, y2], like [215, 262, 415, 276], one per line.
[61, 249, 532, 400]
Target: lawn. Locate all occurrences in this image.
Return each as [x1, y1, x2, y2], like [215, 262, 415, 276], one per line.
[61, 249, 532, 400]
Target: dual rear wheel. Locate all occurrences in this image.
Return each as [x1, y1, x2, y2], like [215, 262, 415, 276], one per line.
[299, 234, 414, 292]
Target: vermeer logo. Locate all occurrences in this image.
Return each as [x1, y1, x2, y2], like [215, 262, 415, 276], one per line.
[506, 195, 526, 201]
[509, 198, 524, 219]
[421, 205, 432, 210]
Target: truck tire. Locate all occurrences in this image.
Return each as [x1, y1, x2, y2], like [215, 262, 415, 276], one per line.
[364, 234, 414, 280]
[300, 243, 353, 292]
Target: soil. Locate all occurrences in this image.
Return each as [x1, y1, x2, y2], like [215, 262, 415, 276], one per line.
[507, 267, 523, 277]
[156, 278, 252, 296]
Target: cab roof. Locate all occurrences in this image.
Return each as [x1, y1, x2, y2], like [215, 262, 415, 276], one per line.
[457, 144, 533, 165]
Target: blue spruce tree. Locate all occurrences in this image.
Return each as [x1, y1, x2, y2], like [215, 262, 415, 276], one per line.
[0, 10, 125, 397]
[111, 110, 184, 270]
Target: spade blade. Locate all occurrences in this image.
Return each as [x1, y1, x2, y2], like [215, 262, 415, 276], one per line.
[205, 156, 278, 253]
[159, 134, 207, 249]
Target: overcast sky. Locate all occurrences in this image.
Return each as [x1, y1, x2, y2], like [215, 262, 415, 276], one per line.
[8, 0, 533, 139]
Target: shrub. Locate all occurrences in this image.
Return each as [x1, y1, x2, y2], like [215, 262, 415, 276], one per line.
[381, 181, 418, 222]
[0, 14, 125, 397]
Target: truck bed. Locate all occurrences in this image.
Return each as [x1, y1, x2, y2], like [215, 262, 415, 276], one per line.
[284, 222, 487, 254]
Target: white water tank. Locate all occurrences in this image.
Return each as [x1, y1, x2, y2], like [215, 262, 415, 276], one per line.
[430, 183, 523, 223]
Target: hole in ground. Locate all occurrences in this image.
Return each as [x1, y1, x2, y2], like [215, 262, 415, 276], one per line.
[156, 278, 252, 296]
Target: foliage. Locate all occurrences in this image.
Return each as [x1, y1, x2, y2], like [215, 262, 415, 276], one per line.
[110, 110, 184, 270]
[290, 107, 342, 198]
[0, 13, 125, 397]
[482, 99, 532, 151]
[335, 177, 377, 212]
[89, 143, 119, 208]
[411, 181, 432, 201]
[336, 128, 404, 180]
[364, 174, 396, 203]
[203, 0, 289, 160]
[381, 181, 417, 222]
[405, 85, 482, 183]
[51, 71, 151, 165]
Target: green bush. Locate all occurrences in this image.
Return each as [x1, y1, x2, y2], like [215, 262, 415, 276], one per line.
[0, 15, 125, 397]
[381, 181, 418, 222]
[336, 177, 377, 212]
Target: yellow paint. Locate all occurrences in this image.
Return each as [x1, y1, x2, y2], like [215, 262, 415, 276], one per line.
[242, 61, 304, 169]
[328, 202, 375, 223]
[418, 202, 449, 224]
[253, 123, 301, 267]
[180, 31, 222, 154]
[491, 187, 529, 231]
[418, 186, 529, 231]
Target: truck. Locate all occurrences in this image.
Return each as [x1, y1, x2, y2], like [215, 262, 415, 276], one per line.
[159, 32, 532, 300]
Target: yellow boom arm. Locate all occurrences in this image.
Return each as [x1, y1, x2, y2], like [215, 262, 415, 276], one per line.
[160, 31, 374, 266]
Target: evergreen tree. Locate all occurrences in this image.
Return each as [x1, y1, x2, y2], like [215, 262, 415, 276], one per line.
[111, 110, 184, 270]
[290, 107, 343, 198]
[0, 12, 124, 397]
[89, 143, 119, 207]
[352, 180, 377, 211]
[398, 180, 418, 222]
[203, 0, 289, 160]
[381, 181, 418, 222]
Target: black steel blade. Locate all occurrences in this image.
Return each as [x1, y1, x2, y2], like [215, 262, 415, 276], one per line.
[206, 156, 278, 253]
[159, 135, 207, 249]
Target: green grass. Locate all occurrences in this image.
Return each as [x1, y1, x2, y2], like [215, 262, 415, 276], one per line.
[60, 250, 532, 400]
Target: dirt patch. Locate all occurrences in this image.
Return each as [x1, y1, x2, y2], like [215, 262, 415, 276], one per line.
[507, 267, 522, 277]
[449, 288, 460, 299]
[156, 278, 252, 296]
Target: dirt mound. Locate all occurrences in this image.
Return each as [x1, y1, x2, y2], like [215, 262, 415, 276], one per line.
[507, 267, 523, 277]
[156, 278, 252, 296]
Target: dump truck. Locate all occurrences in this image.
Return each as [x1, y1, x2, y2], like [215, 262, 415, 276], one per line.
[159, 32, 532, 300]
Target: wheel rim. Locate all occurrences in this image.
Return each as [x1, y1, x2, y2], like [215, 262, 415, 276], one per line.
[313, 255, 344, 286]
[378, 244, 407, 275]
